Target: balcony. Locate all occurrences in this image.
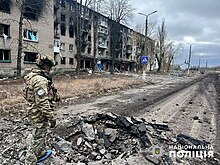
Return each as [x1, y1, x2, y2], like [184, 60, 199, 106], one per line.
[98, 33, 108, 39]
[127, 41, 132, 46]
[82, 40, 91, 46]
[98, 27, 108, 35]
[99, 21, 108, 28]
[82, 40, 88, 45]
[82, 28, 90, 33]
[126, 45, 132, 54]
[136, 49, 141, 54]
[81, 13, 90, 20]
[54, 31, 60, 39]
[126, 49, 132, 54]
[98, 44, 107, 49]
[54, 46, 60, 53]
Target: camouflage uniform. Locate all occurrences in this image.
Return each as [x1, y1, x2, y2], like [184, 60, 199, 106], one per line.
[24, 55, 59, 165]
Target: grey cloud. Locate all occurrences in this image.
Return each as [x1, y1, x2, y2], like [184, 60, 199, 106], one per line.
[130, 0, 220, 67]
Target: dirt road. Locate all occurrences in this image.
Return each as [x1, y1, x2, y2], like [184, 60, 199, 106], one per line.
[1, 73, 220, 164]
[56, 73, 220, 164]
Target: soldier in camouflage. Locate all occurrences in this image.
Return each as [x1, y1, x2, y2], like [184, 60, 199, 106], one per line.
[24, 54, 60, 165]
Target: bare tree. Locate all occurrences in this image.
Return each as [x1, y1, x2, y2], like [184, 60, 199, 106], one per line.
[102, 0, 135, 24]
[155, 18, 167, 72]
[134, 21, 157, 37]
[165, 42, 183, 72]
[74, 0, 83, 75]
[95, 0, 134, 74]
[92, 12, 98, 73]
[134, 21, 157, 72]
[84, 0, 105, 12]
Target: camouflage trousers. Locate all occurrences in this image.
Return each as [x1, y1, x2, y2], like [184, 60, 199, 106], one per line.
[25, 122, 49, 165]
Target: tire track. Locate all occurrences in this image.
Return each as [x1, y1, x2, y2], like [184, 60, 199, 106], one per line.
[108, 75, 207, 116]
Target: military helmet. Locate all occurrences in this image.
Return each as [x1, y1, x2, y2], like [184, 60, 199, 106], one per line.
[36, 54, 57, 68]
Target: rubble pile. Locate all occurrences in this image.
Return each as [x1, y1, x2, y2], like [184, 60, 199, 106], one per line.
[51, 113, 174, 164]
[0, 117, 30, 164]
[0, 113, 219, 165]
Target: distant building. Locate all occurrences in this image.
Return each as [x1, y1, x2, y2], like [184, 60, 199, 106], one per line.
[0, 0, 155, 77]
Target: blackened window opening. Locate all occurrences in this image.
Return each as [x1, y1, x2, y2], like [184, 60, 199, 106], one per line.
[61, 23, 66, 36]
[24, 5, 38, 20]
[24, 52, 38, 63]
[0, 0, 10, 13]
[69, 25, 74, 38]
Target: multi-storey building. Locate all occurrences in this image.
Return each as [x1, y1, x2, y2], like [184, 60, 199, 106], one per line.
[97, 14, 110, 70]
[0, 0, 155, 77]
[0, 0, 54, 77]
[132, 31, 145, 71]
[53, 0, 77, 72]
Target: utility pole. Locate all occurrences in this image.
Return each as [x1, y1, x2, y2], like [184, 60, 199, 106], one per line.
[139, 10, 158, 79]
[187, 43, 195, 76]
[198, 58, 201, 71]
[206, 60, 208, 70]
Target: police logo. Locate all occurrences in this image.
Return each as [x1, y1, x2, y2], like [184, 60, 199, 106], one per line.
[150, 145, 163, 158]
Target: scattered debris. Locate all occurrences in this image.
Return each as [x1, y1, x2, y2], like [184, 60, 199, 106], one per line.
[193, 116, 199, 120]
[53, 113, 153, 163]
[149, 123, 170, 131]
[0, 91, 7, 100]
[0, 112, 217, 165]
[177, 134, 210, 146]
[145, 155, 160, 164]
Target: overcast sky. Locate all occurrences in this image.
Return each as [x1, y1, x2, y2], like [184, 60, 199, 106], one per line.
[129, 0, 220, 68]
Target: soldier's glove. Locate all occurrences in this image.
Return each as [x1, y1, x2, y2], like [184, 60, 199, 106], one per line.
[54, 93, 61, 102]
[49, 119, 56, 128]
[52, 86, 61, 102]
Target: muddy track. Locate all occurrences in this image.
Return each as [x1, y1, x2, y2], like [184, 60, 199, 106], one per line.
[107, 74, 208, 116]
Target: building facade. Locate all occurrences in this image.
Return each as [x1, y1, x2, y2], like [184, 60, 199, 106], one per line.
[0, 0, 54, 76]
[0, 0, 155, 77]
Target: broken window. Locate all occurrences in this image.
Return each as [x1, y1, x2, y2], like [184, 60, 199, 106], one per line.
[24, 52, 38, 63]
[54, 40, 60, 47]
[69, 17, 74, 25]
[0, 0, 10, 13]
[88, 47, 91, 54]
[61, 14, 66, 23]
[0, 24, 10, 36]
[69, 25, 74, 38]
[69, 44, 73, 51]
[69, 58, 74, 65]
[70, 3, 74, 11]
[23, 29, 38, 41]
[60, 43, 65, 50]
[60, 23, 66, 36]
[88, 35, 91, 42]
[24, 4, 38, 20]
[61, 57, 66, 64]
[0, 49, 11, 62]
[23, 0, 46, 20]
[59, 0, 66, 8]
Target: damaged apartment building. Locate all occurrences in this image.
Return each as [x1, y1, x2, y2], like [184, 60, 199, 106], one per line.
[0, 0, 54, 76]
[0, 0, 155, 77]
